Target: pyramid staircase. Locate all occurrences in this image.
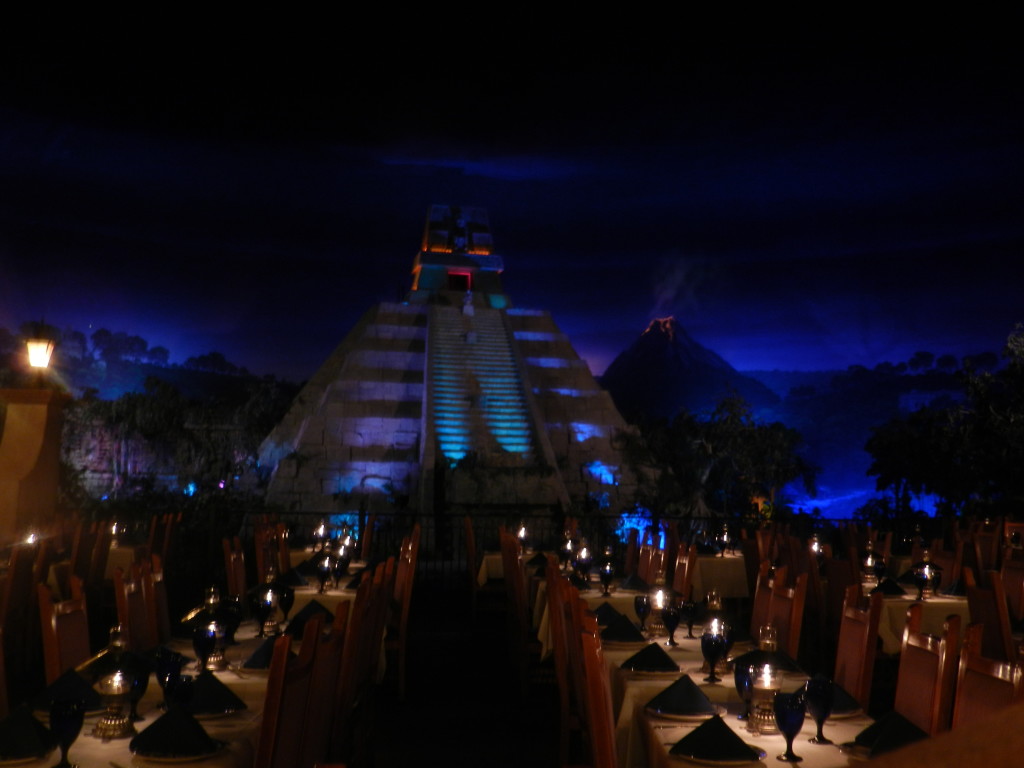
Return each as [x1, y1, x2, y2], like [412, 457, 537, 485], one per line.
[429, 306, 539, 464]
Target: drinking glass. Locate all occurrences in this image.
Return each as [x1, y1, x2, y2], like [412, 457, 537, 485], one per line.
[679, 599, 697, 638]
[734, 664, 754, 721]
[317, 556, 333, 594]
[254, 592, 272, 638]
[599, 563, 614, 597]
[634, 594, 651, 634]
[700, 624, 727, 683]
[155, 654, 182, 710]
[662, 603, 680, 647]
[773, 692, 806, 762]
[278, 586, 295, 623]
[49, 699, 85, 768]
[192, 623, 216, 674]
[804, 675, 834, 745]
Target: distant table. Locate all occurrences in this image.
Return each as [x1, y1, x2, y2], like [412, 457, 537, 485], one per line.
[690, 553, 749, 599]
[877, 594, 971, 654]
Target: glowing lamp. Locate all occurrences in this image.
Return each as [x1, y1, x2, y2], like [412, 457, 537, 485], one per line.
[26, 338, 54, 368]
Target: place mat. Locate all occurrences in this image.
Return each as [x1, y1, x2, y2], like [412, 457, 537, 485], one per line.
[645, 674, 715, 718]
[131, 706, 222, 759]
[846, 710, 927, 758]
[621, 643, 679, 673]
[601, 614, 646, 643]
[729, 648, 802, 673]
[185, 672, 247, 716]
[29, 669, 103, 712]
[618, 573, 649, 592]
[526, 551, 548, 567]
[0, 706, 56, 760]
[285, 599, 333, 638]
[669, 714, 762, 763]
[593, 601, 623, 627]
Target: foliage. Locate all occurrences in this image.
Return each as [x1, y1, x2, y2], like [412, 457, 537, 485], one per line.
[624, 393, 818, 520]
[865, 325, 1024, 517]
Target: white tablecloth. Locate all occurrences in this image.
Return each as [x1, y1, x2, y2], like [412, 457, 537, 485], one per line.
[877, 594, 971, 654]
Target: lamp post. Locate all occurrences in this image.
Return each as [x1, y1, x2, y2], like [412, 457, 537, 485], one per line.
[0, 332, 68, 543]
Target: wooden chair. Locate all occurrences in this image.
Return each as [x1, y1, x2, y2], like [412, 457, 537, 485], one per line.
[823, 552, 860, 639]
[223, 537, 247, 601]
[766, 572, 808, 659]
[637, 542, 654, 585]
[88, 522, 113, 585]
[1000, 556, 1024, 627]
[894, 604, 960, 735]
[671, 544, 697, 600]
[834, 584, 883, 711]
[500, 530, 540, 698]
[929, 541, 964, 593]
[386, 524, 421, 700]
[38, 578, 92, 685]
[141, 555, 172, 645]
[1, 541, 40, 679]
[545, 557, 581, 768]
[0, 626, 8, 720]
[623, 528, 639, 577]
[581, 629, 617, 768]
[300, 602, 351, 768]
[254, 615, 323, 768]
[965, 567, 1017, 662]
[359, 513, 376, 560]
[113, 565, 155, 653]
[749, 560, 773, 639]
[951, 622, 1024, 729]
[464, 516, 504, 616]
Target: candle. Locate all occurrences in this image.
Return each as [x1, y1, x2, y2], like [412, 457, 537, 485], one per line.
[654, 589, 665, 610]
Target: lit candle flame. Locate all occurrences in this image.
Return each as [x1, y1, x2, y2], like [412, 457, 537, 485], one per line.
[760, 664, 773, 688]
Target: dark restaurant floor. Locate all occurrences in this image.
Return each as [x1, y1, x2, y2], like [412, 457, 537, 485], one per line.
[369, 578, 559, 768]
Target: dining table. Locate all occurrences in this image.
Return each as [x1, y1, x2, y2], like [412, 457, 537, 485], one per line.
[875, 592, 971, 654]
[602, 629, 875, 768]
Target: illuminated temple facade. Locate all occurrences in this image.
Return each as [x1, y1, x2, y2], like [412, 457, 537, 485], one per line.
[259, 206, 638, 517]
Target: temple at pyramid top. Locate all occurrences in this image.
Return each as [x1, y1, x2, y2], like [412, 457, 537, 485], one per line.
[259, 207, 638, 521]
[409, 204, 508, 306]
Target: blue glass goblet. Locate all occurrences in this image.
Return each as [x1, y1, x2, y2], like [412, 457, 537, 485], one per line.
[49, 699, 85, 768]
[804, 675, 834, 745]
[773, 692, 806, 762]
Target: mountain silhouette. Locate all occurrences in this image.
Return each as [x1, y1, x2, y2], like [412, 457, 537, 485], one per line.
[601, 317, 779, 421]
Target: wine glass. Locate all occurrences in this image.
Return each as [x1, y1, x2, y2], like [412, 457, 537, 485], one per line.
[662, 602, 680, 647]
[599, 563, 615, 597]
[701, 623, 727, 683]
[634, 594, 651, 634]
[773, 691, 806, 762]
[165, 673, 194, 711]
[192, 623, 216, 674]
[278, 586, 295, 623]
[679, 598, 697, 638]
[253, 592, 272, 638]
[49, 698, 85, 768]
[317, 556, 333, 594]
[734, 664, 754, 721]
[804, 675, 834, 745]
[155, 654, 182, 710]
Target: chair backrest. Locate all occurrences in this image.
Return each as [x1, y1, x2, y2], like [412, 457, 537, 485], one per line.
[637, 543, 654, 584]
[255, 614, 323, 768]
[952, 622, 1024, 729]
[929, 541, 964, 593]
[966, 569, 1016, 662]
[223, 537, 246, 599]
[89, 523, 113, 585]
[300, 602, 350, 768]
[671, 544, 697, 599]
[37, 581, 91, 685]
[766, 572, 808, 659]
[580, 629, 617, 768]
[0, 626, 7, 720]
[1, 542, 39, 627]
[894, 604, 961, 734]
[113, 565, 155, 653]
[623, 528, 639, 577]
[141, 555, 172, 645]
[824, 553, 859, 635]
[500, 531, 530, 638]
[70, 521, 97, 583]
[834, 584, 883, 711]
[360, 513, 376, 560]
[749, 559, 773, 639]
[1000, 557, 1024, 624]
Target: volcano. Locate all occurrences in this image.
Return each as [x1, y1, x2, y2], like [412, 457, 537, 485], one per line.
[601, 317, 779, 421]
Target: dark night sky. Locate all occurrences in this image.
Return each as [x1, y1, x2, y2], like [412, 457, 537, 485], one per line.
[1, 27, 1022, 382]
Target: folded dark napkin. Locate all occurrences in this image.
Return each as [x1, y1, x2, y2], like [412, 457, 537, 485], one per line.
[0, 706, 57, 759]
[295, 556, 321, 577]
[850, 710, 927, 757]
[620, 643, 679, 673]
[147, 646, 192, 665]
[242, 636, 297, 669]
[601, 614, 646, 643]
[285, 599, 333, 638]
[645, 674, 715, 716]
[593, 601, 623, 627]
[617, 573, 648, 592]
[185, 672, 247, 716]
[872, 577, 906, 596]
[527, 551, 548, 567]
[29, 669, 103, 712]
[832, 682, 861, 715]
[345, 568, 368, 589]
[278, 568, 308, 587]
[131, 706, 220, 758]
[670, 714, 761, 762]
[729, 648, 803, 673]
